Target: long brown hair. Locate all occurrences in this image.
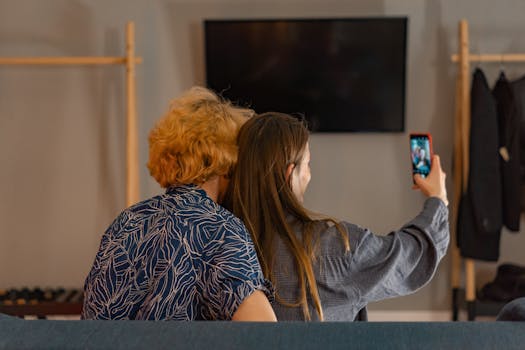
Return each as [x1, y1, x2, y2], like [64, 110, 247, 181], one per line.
[226, 112, 349, 321]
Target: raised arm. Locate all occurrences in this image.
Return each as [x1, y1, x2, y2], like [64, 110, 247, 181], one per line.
[346, 154, 449, 305]
[348, 197, 449, 304]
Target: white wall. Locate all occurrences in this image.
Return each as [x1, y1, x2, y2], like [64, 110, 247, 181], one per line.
[1, 0, 524, 313]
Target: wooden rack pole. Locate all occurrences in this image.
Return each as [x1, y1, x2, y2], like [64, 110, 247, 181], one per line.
[0, 57, 142, 65]
[126, 21, 140, 207]
[450, 19, 476, 320]
[459, 19, 471, 193]
[451, 53, 525, 63]
[458, 19, 478, 316]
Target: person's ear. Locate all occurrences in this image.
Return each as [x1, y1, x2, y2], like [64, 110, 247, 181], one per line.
[285, 163, 295, 183]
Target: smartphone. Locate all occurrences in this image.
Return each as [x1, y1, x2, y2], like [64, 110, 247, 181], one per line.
[409, 133, 433, 179]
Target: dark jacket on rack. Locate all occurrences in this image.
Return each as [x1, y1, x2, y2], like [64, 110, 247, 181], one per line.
[457, 68, 502, 261]
[512, 75, 525, 212]
[493, 72, 521, 232]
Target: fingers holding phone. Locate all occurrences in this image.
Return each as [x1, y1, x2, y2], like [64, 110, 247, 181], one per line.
[413, 154, 448, 206]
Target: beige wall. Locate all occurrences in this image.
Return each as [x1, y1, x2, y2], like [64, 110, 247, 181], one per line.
[1, 0, 524, 313]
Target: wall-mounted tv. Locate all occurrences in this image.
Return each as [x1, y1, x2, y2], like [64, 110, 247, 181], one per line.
[204, 17, 407, 132]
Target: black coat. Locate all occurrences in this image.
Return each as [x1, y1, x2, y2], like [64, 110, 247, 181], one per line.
[493, 72, 521, 231]
[512, 75, 525, 213]
[457, 68, 502, 261]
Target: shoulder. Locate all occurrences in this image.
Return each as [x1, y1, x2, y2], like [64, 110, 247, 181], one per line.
[179, 192, 252, 246]
[213, 205, 253, 243]
[313, 219, 396, 262]
[310, 220, 366, 258]
[163, 185, 248, 234]
[109, 194, 167, 230]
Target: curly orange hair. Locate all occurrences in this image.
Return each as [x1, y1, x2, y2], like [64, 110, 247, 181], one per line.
[147, 87, 253, 188]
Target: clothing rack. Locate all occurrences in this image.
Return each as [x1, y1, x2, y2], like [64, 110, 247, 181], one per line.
[0, 21, 141, 207]
[450, 19, 525, 320]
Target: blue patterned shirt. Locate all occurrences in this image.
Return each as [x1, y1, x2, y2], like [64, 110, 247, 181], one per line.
[81, 184, 272, 320]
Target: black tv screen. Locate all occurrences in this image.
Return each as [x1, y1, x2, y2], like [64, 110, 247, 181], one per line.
[204, 18, 407, 132]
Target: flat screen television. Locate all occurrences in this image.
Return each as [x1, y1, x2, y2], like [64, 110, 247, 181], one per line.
[204, 17, 408, 132]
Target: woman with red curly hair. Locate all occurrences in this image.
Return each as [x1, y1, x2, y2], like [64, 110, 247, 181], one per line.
[82, 87, 276, 321]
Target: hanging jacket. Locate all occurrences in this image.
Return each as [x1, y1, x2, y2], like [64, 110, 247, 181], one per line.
[511, 75, 525, 213]
[493, 72, 521, 232]
[457, 68, 502, 261]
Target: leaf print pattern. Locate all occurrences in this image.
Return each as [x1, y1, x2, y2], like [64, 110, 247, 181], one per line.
[81, 184, 272, 320]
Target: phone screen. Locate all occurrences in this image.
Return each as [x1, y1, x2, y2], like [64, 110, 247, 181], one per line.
[410, 134, 432, 178]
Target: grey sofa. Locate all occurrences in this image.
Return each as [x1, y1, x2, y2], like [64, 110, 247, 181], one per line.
[1, 314, 524, 350]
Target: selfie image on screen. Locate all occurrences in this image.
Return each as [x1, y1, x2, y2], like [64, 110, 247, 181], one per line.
[410, 137, 431, 177]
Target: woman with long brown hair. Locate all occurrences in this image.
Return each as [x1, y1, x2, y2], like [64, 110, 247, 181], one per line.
[226, 112, 449, 321]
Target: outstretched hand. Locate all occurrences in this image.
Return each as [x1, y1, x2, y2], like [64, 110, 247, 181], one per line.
[412, 154, 448, 206]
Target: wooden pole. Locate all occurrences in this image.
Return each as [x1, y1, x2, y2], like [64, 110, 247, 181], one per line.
[459, 19, 471, 194]
[455, 19, 477, 314]
[465, 259, 476, 301]
[0, 57, 142, 65]
[450, 20, 471, 320]
[126, 21, 140, 207]
[451, 53, 525, 62]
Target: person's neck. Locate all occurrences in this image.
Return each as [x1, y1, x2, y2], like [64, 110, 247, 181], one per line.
[199, 176, 220, 203]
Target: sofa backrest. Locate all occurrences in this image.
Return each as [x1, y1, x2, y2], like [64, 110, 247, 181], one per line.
[1, 319, 524, 349]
